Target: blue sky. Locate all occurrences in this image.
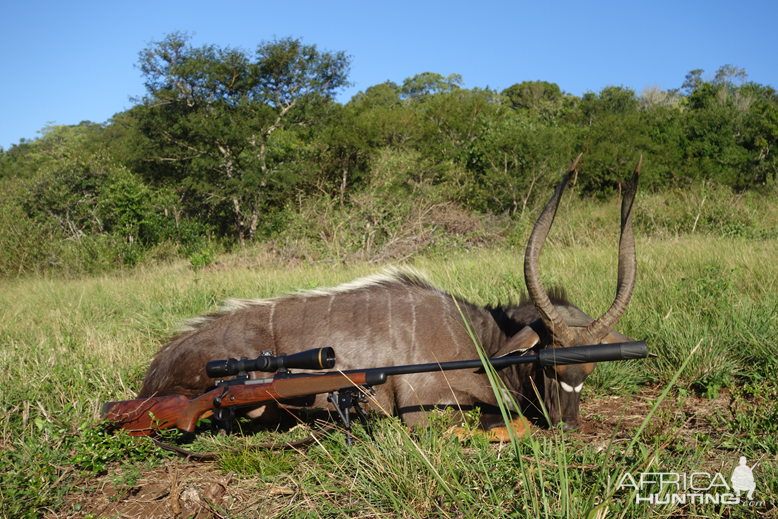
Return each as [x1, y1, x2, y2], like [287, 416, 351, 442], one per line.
[1, 0, 775, 151]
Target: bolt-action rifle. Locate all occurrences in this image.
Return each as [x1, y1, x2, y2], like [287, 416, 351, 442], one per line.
[102, 341, 648, 443]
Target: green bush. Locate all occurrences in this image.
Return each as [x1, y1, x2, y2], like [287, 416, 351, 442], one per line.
[0, 197, 60, 277]
[2, 154, 214, 275]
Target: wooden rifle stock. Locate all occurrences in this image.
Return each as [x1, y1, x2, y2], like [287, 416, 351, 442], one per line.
[101, 371, 384, 436]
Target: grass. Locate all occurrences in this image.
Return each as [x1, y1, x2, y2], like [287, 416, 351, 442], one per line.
[1, 220, 777, 516]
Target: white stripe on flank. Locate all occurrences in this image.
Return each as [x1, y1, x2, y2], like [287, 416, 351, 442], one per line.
[438, 291, 463, 356]
[268, 302, 276, 343]
[406, 284, 417, 353]
[364, 289, 371, 345]
[327, 295, 335, 336]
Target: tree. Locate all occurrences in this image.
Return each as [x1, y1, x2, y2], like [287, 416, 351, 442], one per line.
[309, 95, 424, 206]
[349, 81, 401, 109]
[596, 85, 639, 114]
[0, 121, 106, 180]
[681, 73, 778, 187]
[471, 114, 573, 216]
[682, 69, 705, 96]
[416, 88, 505, 166]
[713, 64, 748, 88]
[135, 32, 351, 245]
[504, 81, 558, 106]
[576, 85, 639, 127]
[638, 85, 680, 111]
[578, 110, 651, 195]
[501, 80, 577, 122]
[399, 72, 463, 102]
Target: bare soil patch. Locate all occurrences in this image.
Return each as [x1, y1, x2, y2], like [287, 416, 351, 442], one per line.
[577, 385, 729, 445]
[49, 463, 282, 519]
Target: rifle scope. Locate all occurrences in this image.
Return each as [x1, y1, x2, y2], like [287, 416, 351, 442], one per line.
[206, 347, 336, 378]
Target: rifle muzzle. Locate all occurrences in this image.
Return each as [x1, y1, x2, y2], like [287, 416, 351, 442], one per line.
[537, 341, 648, 366]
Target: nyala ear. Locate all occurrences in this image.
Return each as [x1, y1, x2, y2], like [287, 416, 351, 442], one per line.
[493, 326, 540, 358]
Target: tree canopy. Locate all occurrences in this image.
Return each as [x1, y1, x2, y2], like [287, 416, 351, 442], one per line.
[133, 32, 352, 244]
[2, 39, 776, 276]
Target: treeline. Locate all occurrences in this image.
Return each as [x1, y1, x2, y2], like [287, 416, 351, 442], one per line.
[1, 32, 777, 276]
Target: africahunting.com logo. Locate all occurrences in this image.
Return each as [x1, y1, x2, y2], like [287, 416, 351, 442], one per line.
[615, 456, 765, 506]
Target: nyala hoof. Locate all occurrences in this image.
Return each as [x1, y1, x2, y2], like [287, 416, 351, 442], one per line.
[485, 417, 530, 442]
[450, 417, 530, 443]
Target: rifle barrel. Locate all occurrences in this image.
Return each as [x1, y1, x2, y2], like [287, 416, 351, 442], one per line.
[348, 341, 647, 378]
